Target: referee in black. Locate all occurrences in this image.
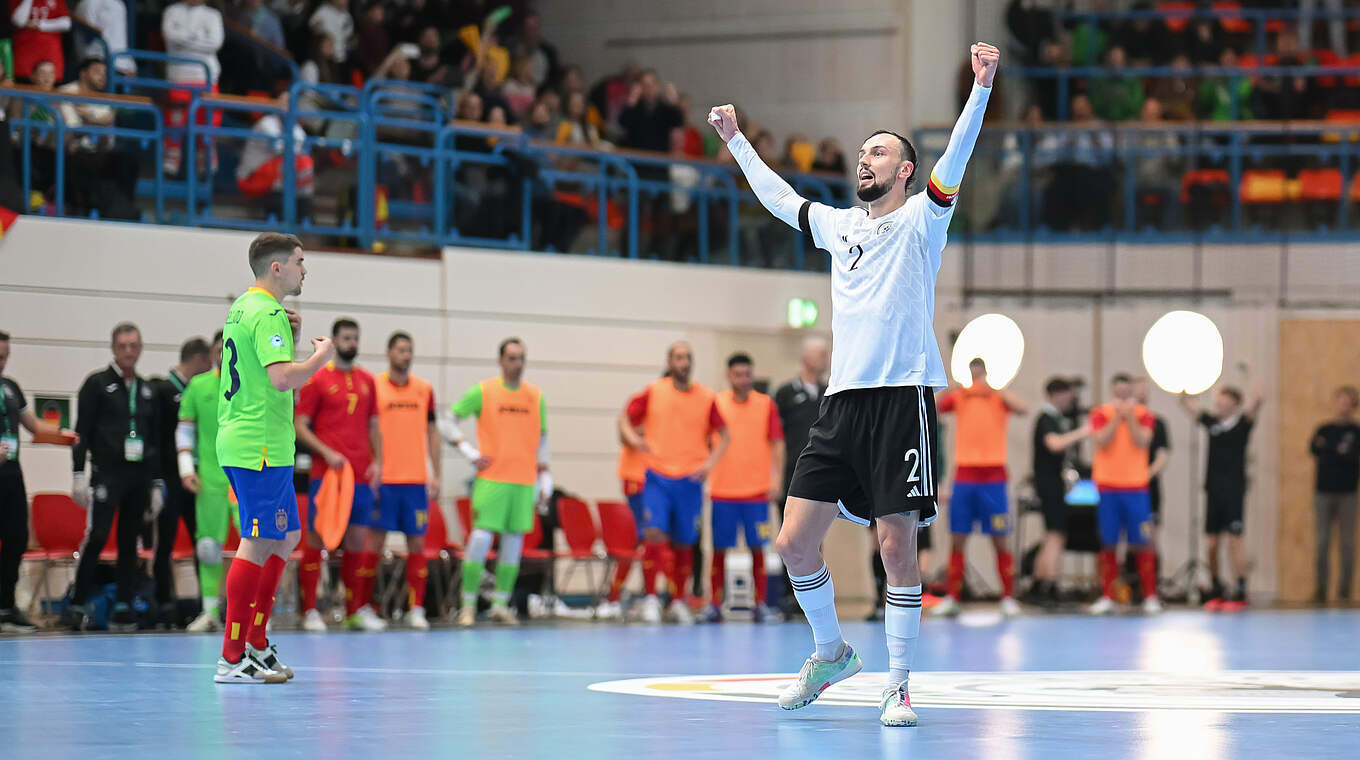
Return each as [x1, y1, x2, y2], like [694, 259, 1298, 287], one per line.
[65, 323, 165, 631]
[148, 337, 211, 627]
[0, 331, 76, 632]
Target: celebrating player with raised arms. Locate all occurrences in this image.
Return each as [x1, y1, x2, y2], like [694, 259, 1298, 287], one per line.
[709, 42, 999, 727]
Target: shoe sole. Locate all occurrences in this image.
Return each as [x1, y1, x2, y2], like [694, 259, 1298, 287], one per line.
[881, 712, 919, 727]
[779, 655, 863, 711]
[0, 623, 37, 633]
[214, 674, 289, 684]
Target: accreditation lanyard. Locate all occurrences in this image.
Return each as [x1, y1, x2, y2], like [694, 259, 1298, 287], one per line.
[0, 383, 15, 461]
[124, 378, 144, 462]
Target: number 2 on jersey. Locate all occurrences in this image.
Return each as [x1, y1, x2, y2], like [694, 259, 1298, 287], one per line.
[848, 244, 865, 270]
[904, 448, 920, 483]
[223, 338, 242, 401]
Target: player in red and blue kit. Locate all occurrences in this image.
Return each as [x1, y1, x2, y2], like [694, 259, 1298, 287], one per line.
[294, 318, 385, 632]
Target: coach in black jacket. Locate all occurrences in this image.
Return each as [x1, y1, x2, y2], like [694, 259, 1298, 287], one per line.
[64, 322, 165, 631]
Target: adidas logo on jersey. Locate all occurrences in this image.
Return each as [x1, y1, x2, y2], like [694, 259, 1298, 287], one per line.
[907, 486, 921, 498]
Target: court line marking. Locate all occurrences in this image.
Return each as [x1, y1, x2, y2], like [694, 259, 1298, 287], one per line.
[0, 659, 657, 678]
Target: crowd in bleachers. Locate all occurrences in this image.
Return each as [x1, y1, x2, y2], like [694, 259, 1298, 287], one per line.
[0, 0, 852, 264]
[985, 1, 1360, 233]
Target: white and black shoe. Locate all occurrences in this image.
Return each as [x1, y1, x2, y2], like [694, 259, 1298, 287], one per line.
[214, 650, 288, 684]
[0, 608, 38, 633]
[246, 642, 294, 679]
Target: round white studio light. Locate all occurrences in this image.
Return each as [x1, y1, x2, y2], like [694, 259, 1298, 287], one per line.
[950, 314, 1025, 389]
[1142, 310, 1224, 395]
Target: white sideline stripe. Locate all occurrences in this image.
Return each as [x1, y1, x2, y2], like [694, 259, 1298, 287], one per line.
[0, 659, 655, 678]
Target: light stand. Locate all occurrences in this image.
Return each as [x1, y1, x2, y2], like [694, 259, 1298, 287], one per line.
[1164, 421, 1206, 603]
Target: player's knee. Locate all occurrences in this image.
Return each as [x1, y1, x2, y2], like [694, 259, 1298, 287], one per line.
[195, 537, 223, 564]
[879, 532, 916, 569]
[643, 527, 666, 543]
[774, 528, 814, 568]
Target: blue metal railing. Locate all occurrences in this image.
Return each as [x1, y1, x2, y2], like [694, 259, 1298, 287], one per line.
[913, 120, 1360, 244]
[3, 83, 855, 266]
[3, 87, 164, 220]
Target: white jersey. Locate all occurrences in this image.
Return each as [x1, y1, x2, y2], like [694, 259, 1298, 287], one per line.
[803, 192, 952, 395]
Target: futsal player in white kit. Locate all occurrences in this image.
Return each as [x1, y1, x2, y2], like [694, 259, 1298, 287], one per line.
[708, 42, 998, 727]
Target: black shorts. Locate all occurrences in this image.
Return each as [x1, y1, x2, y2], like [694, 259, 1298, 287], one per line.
[1038, 486, 1068, 533]
[1205, 488, 1244, 535]
[786, 385, 939, 526]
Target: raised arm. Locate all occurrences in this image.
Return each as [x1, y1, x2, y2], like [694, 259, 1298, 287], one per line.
[707, 104, 806, 229]
[1177, 391, 1202, 418]
[928, 43, 998, 203]
[1241, 361, 1264, 420]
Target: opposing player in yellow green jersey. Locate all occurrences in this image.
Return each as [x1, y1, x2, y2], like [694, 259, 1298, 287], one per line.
[214, 233, 334, 685]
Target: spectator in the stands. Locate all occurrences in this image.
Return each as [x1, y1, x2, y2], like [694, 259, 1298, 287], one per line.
[75, 0, 133, 75]
[57, 58, 138, 219]
[781, 133, 813, 172]
[1090, 46, 1144, 122]
[1034, 39, 1070, 119]
[521, 95, 556, 140]
[1131, 97, 1182, 229]
[241, 0, 283, 50]
[811, 138, 846, 174]
[162, 0, 224, 175]
[558, 64, 584, 100]
[588, 60, 641, 139]
[1114, 1, 1170, 65]
[391, 0, 434, 44]
[1251, 32, 1317, 121]
[354, 0, 389, 76]
[502, 55, 537, 121]
[509, 9, 558, 90]
[1186, 17, 1222, 65]
[1006, 0, 1058, 67]
[8, 59, 58, 194]
[309, 0, 353, 67]
[1196, 48, 1252, 121]
[410, 26, 450, 85]
[1066, 0, 1109, 66]
[236, 91, 313, 218]
[472, 60, 511, 122]
[1147, 53, 1197, 121]
[619, 69, 682, 155]
[11, 0, 71, 81]
[675, 92, 704, 157]
[555, 90, 602, 147]
[1043, 94, 1115, 231]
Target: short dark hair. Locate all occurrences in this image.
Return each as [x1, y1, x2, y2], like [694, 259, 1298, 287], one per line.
[388, 331, 412, 350]
[1335, 385, 1360, 407]
[969, 357, 986, 370]
[1218, 386, 1243, 405]
[1045, 377, 1072, 395]
[111, 322, 140, 343]
[78, 57, 105, 74]
[0, 330, 9, 342]
[499, 337, 524, 358]
[1111, 372, 1133, 385]
[180, 337, 210, 362]
[248, 232, 302, 276]
[727, 352, 753, 369]
[868, 129, 918, 187]
[332, 318, 359, 337]
[211, 329, 224, 345]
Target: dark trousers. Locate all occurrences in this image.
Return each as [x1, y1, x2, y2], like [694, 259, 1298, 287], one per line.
[152, 480, 197, 604]
[0, 465, 27, 610]
[72, 465, 151, 605]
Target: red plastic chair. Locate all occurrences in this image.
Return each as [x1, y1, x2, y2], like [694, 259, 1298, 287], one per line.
[596, 500, 643, 561]
[1157, 1, 1195, 33]
[555, 497, 605, 599]
[1212, 2, 1250, 35]
[171, 521, 194, 559]
[1297, 169, 1344, 201]
[1239, 169, 1288, 204]
[27, 493, 87, 614]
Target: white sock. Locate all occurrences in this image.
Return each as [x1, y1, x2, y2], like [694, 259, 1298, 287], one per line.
[790, 563, 843, 661]
[885, 584, 922, 687]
